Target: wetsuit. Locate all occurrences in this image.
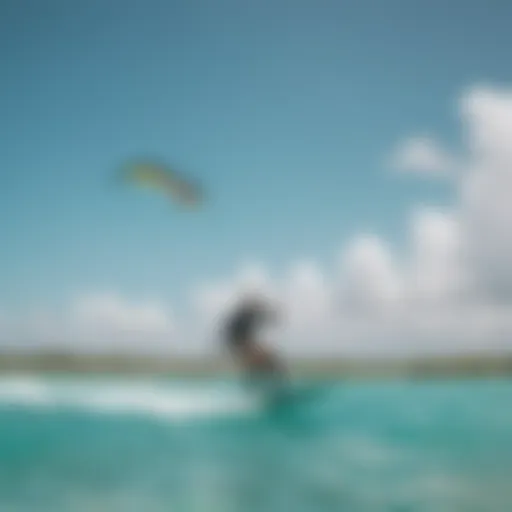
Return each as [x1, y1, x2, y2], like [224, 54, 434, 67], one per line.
[223, 302, 285, 381]
[224, 303, 264, 353]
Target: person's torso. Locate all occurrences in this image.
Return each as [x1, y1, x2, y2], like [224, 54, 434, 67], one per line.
[226, 307, 263, 340]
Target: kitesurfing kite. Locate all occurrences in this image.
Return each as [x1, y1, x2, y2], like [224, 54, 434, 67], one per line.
[119, 159, 204, 208]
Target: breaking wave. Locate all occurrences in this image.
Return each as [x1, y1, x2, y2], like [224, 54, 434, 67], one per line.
[0, 375, 262, 422]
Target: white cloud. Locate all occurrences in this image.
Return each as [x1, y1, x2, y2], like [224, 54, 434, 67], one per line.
[0, 294, 175, 354]
[339, 235, 403, 311]
[460, 85, 512, 162]
[191, 263, 277, 324]
[458, 87, 512, 298]
[282, 261, 331, 325]
[389, 136, 458, 178]
[72, 294, 172, 335]
[407, 208, 471, 303]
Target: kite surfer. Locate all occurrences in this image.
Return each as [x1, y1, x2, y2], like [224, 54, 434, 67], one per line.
[222, 295, 287, 390]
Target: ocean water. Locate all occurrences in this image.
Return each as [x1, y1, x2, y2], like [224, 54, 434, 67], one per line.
[0, 375, 511, 512]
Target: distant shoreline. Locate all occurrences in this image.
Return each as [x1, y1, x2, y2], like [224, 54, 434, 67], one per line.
[1, 351, 511, 379]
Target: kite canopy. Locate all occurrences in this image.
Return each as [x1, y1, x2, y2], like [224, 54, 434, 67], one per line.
[120, 160, 204, 207]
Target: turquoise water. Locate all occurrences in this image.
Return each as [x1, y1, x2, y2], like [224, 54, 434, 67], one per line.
[0, 376, 511, 511]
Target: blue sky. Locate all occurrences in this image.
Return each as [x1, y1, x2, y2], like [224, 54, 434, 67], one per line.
[2, 0, 512, 314]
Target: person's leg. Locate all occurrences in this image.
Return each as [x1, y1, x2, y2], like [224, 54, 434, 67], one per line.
[243, 345, 287, 390]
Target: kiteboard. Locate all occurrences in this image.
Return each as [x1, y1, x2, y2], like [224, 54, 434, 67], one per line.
[257, 380, 330, 411]
[241, 367, 332, 411]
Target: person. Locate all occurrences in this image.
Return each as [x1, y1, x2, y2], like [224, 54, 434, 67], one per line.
[222, 294, 286, 387]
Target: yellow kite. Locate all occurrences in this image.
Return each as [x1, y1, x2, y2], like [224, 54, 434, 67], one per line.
[120, 159, 204, 207]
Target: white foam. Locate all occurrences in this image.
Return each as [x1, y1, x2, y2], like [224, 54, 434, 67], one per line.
[0, 376, 261, 422]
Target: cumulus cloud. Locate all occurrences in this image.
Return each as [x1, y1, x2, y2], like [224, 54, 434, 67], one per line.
[389, 136, 458, 178]
[460, 85, 512, 162]
[339, 235, 403, 311]
[192, 263, 277, 325]
[72, 294, 172, 335]
[407, 208, 471, 303]
[458, 86, 512, 298]
[0, 294, 175, 354]
[282, 261, 332, 327]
